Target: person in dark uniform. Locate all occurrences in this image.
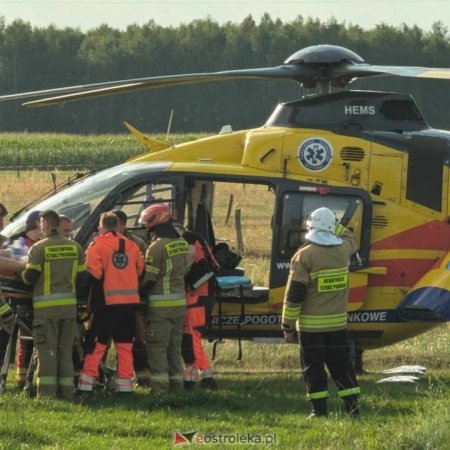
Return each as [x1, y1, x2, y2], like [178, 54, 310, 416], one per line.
[0, 203, 8, 231]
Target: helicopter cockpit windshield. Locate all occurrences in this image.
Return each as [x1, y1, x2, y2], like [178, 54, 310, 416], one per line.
[2, 163, 169, 239]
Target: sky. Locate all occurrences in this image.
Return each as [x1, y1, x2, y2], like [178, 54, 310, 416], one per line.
[1, 0, 449, 32]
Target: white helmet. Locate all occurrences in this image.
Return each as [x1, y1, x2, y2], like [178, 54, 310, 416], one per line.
[306, 207, 336, 233]
[305, 207, 342, 245]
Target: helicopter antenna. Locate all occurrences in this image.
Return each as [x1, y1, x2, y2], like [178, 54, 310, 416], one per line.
[166, 109, 174, 141]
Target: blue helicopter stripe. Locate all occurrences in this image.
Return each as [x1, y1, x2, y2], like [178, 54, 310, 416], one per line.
[347, 309, 400, 323]
[399, 286, 450, 321]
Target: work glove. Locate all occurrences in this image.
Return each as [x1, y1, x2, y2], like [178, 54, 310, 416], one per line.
[282, 322, 297, 343]
[283, 330, 296, 343]
[335, 222, 346, 236]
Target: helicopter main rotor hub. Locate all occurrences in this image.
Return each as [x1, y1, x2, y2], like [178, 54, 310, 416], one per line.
[285, 45, 365, 65]
[285, 45, 365, 92]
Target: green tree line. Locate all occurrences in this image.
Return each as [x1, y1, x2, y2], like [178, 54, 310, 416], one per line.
[0, 15, 449, 133]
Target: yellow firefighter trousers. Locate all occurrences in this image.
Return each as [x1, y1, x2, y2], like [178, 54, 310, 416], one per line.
[32, 317, 76, 399]
[145, 307, 185, 394]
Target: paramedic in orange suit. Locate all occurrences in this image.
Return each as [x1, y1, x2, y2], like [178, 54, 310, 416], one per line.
[77, 212, 144, 393]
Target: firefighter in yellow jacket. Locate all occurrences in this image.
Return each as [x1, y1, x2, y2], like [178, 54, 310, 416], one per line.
[282, 207, 360, 418]
[0, 254, 26, 335]
[0, 255, 26, 376]
[22, 210, 87, 399]
[0, 293, 14, 340]
[139, 203, 190, 395]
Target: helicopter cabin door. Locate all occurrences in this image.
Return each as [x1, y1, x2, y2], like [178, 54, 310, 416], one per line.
[271, 182, 372, 312]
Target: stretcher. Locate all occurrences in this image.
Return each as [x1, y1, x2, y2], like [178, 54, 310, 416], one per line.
[212, 276, 269, 361]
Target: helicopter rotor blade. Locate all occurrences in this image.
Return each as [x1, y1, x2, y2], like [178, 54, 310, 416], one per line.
[330, 63, 450, 81]
[0, 79, 152, 102]
[1, 43, 450, 109]
[1, 66, 315, 108]
[21, 63, 450, 109]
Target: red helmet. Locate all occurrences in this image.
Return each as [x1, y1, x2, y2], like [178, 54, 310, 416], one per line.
[139, 203, 171, 229]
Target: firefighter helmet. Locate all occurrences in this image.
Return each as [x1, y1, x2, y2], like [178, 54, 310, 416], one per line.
[139, 203, 171, 229]
[305, 207, 342, 245]
[306, 207, 336, 233]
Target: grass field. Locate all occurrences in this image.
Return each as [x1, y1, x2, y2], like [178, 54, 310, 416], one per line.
[0, 132, 207, 169]
[0, 326, 449, 449]
[0, 135, 449, 449]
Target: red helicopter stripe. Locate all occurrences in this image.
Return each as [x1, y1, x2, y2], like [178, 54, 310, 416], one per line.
[367, 259, 435, 287]
[371, 220, 450, 251]
[348, 285, 367, 304]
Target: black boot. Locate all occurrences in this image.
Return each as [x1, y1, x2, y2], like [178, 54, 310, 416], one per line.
[309, 399, 328, 418]
[184, 380, 196, 391]
[200, 377, 218, 390]
[344, 395, 360, 418]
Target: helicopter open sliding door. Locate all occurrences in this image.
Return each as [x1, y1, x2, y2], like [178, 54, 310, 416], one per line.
[183, 176, 276, 282]
[271, 182, 372, 311]
[183, 179, 216, 247]
[182, 176, 282, 341]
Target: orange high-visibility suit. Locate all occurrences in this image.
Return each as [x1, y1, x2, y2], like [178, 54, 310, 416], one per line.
[78, 232, 144, 393]
[181, 231, 218, 389]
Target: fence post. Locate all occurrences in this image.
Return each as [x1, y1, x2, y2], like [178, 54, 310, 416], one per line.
[235, 208, 245, 254]
[225, 194, 234, 225]
[51, 173, 57, 193]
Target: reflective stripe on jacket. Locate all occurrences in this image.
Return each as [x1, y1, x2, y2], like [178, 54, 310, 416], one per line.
[142, 237, 190, 308]
[0, 295, 12, 316]
[22, 230, 86, 319]
[283, 229, 356, 332]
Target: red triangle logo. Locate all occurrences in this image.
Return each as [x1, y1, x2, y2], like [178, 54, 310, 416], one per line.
[174, 432, 188, 445]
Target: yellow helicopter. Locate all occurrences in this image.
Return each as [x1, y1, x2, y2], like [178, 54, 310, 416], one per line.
[1, 45, 449, 361]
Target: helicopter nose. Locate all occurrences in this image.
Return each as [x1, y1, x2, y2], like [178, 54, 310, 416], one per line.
[399, 251, 450, 321]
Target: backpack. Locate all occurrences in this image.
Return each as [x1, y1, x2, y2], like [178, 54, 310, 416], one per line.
[183, 231, 219, 294]
[213, 242, 241, 270]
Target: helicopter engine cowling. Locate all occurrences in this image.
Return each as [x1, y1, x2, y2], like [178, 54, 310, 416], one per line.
[399, 251, 450, 321]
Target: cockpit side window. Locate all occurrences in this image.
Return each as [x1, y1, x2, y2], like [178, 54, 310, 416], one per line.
[118, 182, 178, 228]
[279, 192, 364, 263]
[80, 180, 179, 247]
